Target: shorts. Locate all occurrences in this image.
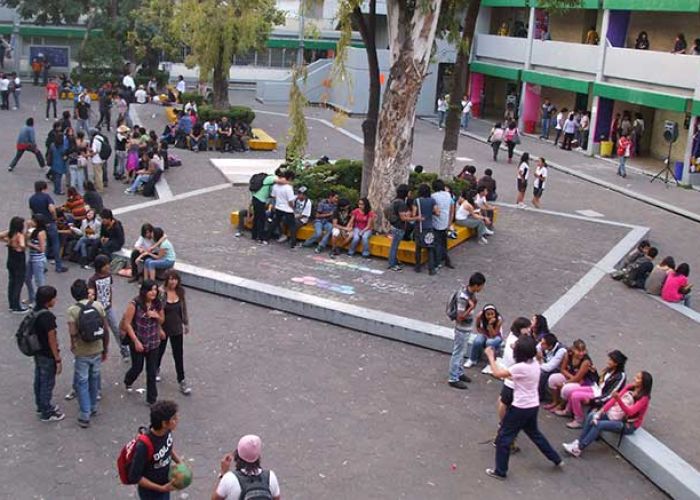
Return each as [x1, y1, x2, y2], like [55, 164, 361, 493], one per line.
[533, 186, 544, 198]
[500, 384, 514, 406]
[517, 179, 528, 193]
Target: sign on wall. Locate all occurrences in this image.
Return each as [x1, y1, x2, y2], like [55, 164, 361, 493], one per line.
[29, 46, 70, 68]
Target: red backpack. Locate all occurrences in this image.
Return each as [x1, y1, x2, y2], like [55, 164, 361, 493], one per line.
[117, 428, 154, 484]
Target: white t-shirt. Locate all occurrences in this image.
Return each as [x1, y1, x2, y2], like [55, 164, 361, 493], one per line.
[431, 190, 453, 230]
[555, 112, 564, 130]
[0, 77, 9, 91]
[509, 359, 540, 409]
[272, 183, 295, 213]
[216, 469, 280, 499]
[122, 75, 135, 91]
[176, 80, 186, 94]
[134, 89, 148, 104]
[534, 165, 548, 190]
[518, 162, 529, 180]
[474, 193, 487, 210]
[294, 197, 312, 222]
[134, 236, 154, 251]
[462, 100, 472, 115]
[91, 135, 105, 164]
[501, 332, 518, 389]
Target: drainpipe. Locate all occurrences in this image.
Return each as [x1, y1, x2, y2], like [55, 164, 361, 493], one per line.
[587, 8, 610, 157]
[518, 6, 536, 132]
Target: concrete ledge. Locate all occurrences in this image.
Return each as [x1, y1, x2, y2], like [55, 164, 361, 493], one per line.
[602, 429, 700, 500]
[650, 295, 700, 323]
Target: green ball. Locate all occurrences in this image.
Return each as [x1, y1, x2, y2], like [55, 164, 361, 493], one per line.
[169, 462, 193, 490]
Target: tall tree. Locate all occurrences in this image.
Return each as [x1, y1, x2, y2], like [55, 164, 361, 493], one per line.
[127, 0, 180, 73]
[367, 0, 443, 227]
[173, 0, 283, 109]
[0, 0, 92, 24]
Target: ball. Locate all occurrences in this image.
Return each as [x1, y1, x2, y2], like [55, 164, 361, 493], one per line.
[169, 462, 193, 490]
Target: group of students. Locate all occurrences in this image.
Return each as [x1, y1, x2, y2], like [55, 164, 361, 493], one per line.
[447, 272, 653, 479]
[163, 108, 252, 154]
[611, 239, 693, 307]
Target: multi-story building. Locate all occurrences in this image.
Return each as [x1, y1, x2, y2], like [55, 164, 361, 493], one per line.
[467, 0, 700, 183]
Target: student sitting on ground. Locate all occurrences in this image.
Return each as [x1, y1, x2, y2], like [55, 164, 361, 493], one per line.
[644, 256, 675, 296]
[611, 240, 650, 278]
[622, 247, 658, 288]
[564, 371, 652, 457]
[661, 263, 692, 308]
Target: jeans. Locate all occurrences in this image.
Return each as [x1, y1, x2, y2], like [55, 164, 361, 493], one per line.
[469, 334, 502, 363]
[46, 98, 57, 119]
[13, 89, 20, 109]
[303, 220, 333, 249]
[433, 229, 451, 267]
[158, 334, 185, 383]
[34, 355, 57, 418]
[387, 226, 405, 267]
[124, 344, 160, 404]
[491, 141, 501, 161]
[578, 411, 634, 449]
[115, 150, 126, 178]
[268, 209, 297, 246]
[506, 140, 516, 160]
[25, 257, 46, 304]
[128, 174, 151, 193]
[75, 236, 97, 258]
[553, 128, 562, 146]
[8, 258, 26, 310]
[106, 307, 130, 358]
[437, 111, 446, 128]
[618, 156, 627, 177]
[46, 222, 64, 270]
[348, 228, 372, 256]
[456, 218, 487, 239]
[76, 118, 89, 134]
[541, 118, 550, 139]
[448, 328, 472, 382]
[52, 172, 64, 194]
[145, 259, 175, 272]
[74, 354, 101, 421]
[495, 406, 561, 476]
[69, 164, 85, 195]
[461, 112, 470, 129]
[251, 198, 267, 241]
[8, 146, 46, 169]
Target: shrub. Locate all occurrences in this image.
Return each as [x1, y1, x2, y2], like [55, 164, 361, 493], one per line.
[198, 105, 255, 125]
[293, 160, 362, 206]
[180, 92, 206, 106]
[135, 69, 170, 89]
[409, 171, 472, 197]
[70, 68, 121, 90]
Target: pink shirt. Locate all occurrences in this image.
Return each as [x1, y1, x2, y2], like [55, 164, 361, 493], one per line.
[601, 384, 650, 429]
[509, 360, 540, 409]
[351, 209, 375, 231]
[661, 272, 688, 302]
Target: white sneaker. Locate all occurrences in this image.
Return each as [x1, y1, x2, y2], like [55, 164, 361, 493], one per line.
[463, 359, 475, 368]
[479, 237, 488, 245]
[484, 228, 494, 236]
[563, 442, 581, 458]
[277, 235, 288, 243]
[234, 232, 241, 238]
[481, 364, 493, 375]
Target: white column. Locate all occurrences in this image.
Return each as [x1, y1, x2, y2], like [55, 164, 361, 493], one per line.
[518, 7, 536, 131]
[587, 9, 610, 156]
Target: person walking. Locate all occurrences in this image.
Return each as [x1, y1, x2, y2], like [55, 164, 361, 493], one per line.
[447, 272, 485, 389]
[157, 270, 192, 395]
[123, 280, 164, 406]
[461, 97, 472, 130]
[45, 77, 59, 120]
[616, 133, 631, 178]
[437, 95, 448, 129]
[484, 336, 563, 480]
[8, 118, 46, 172]
[504, 121, 520, 163]
[488, 123, 504, 161]
[0, 216, 29, 313]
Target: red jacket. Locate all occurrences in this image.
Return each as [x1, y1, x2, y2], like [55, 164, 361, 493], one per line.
[46, 82, 59, 100]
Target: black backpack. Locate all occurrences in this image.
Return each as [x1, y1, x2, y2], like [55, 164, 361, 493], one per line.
[16, 309, 50, 356]
[446, 286, 464, 321]
[233, 470, 273, 500]
[248, 173, 268, 193]
[383, 199, 401, 226]
[98, 135, 112, 161]
[142, 168, 163, 197]
[77, 301, 105, 342]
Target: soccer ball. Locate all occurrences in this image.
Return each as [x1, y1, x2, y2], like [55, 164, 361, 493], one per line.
[169, 462, 193, 490]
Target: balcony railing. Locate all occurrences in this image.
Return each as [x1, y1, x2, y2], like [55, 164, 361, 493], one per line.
[473, 33, 527, 64]
[531, 40, 599, 75]
[604, 47, 700, 91]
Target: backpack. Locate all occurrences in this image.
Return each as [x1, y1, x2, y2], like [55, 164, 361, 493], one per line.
[16, 309, 50, 356]
[383, 199, 401, 226]
[233, 470, 273, 500]
[249, 172, 268, 193]
[142, 168, 163, 197]
[77, 301, 105, 343]
[97, 134, 112, 161]
[117, 427, 154, 485]
[446, 286, 465, 321]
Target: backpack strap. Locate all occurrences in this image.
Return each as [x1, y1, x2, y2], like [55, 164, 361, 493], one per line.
[137, 433, 155, 464]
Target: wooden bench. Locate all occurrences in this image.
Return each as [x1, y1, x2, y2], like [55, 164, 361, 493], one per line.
[249, 128, 277, 151]
[230, 210, 497, 265]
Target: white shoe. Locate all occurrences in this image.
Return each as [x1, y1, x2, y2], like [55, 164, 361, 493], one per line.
[234, 232, 241, 238]
[481, 364, 493, 375]
[277, 235, 288, 243]
[479, 237, 488, 245]
[463, 359, 475, 368]
[563, 442, 581, 458]
[484, 228, 494, 236]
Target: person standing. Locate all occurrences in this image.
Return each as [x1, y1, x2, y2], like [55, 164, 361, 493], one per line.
[484, 336, 563, 480]
[516, 152, 530, 208]
[552, 108, 567, 147]
[90, 130, 106, 192]
[89, 254, 130, 361]
[75, 94, 91, 134]
[250, 172, 279, 245]
[267, 171, 297, 246]
[0, 216, 29, 313]
[386, 184, 416, 272]
[123, 280, 165, 406]
[32, 285, 66, 422]
[212, 435, 282, 500]
[632, 113, 645, 156]
[28, 181, 68, 273]
[67, 279, 108, 428]
[532, 158, 548, 208]
[447, 272, 485, 389]
[437, 95, 448, 129]
[561, 113, 577, 150]
[635, 31, 650, 50]
[616, 133, 631, 178]
[45, 77, 59, 120]
[48, 130, 68, 195]
[431, 179, 454, 270]
[0, 72, 10, 110]
[539, 99, 554, 140]
[413, 183, 439, 275]
[10, 72, 21, 109]
[8, 118, 46, 172]
[157, 270, 192, 395]
[461, 97, 472, 130]
[175, 75, 186, 102]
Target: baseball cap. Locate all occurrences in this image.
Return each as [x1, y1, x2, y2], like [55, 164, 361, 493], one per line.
[237, 434, 262, 463]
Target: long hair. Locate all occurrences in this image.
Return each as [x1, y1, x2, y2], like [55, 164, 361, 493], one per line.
[136, 279, 158, 309]
[163, 269, 186, 302]
[637, 371, 653, 400]
[234, 450, 261, 475]
[8, 216, 24, 239]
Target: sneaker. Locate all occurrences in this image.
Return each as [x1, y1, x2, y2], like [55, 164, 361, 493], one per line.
[179, 380, 192, 395]
[276, 235, 288, 243]
[125, 384, 133, 393]
[7, 166, 13, 172]
[261, 240, 269, 246]
[448, 380, 469, 390]
[234, 232, 242, 238]
[156, 374, 162, 383]
[485, 468, 506, 481]
[77, 418, 90, 429]
[458, 374, 472, 383]
[563, 442, 581, 457]
[481, 364, 493, 375]
[11, 307, 30, 314]
[64, 389, 76, 400]
[479, 237, 488, 245]
[314, 246, 322, 254]
[388, 265, 402, 272]
[41, 411, 65, 422]
[566, 420, 582, 429]
[484, 228, 495, 236]
[124, 189, 134, 195]
[81, 264, 92, 270]
[554, 408, 571, 417]
[463, 359, 475, 369]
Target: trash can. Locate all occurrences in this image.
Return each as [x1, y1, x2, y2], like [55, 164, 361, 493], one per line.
[674, 161, 684, 181]
[600, 140, 614, 158]
[524, 120, 536, 134]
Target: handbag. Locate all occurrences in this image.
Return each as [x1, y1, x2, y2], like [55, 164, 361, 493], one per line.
[606, 391, 634, 421]
[416, 199, 435, 248]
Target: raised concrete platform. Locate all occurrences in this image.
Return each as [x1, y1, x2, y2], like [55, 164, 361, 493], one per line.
[249, 128, 277, 151]
[210, 158, 282, 185]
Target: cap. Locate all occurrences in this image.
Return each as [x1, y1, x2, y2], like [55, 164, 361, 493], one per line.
[117, 125, 130, 134]
[237, 435, 262, 463]
[297, 186, 307, 194]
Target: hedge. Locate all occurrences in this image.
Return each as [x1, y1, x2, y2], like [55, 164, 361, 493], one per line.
[180, 92, 206, 106]
[70, 68, 170, 91]
[198, 105, 256, 125]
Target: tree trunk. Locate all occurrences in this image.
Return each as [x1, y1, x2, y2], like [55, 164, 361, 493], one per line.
[368, 0, 442, 230]
[353, 2, 380, 198]
[212, 51, 229, 109]
[77, 13, 95, 72]
[438, 0, 481, 179]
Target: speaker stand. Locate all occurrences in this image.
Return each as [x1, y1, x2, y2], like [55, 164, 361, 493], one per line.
[650, 141, 679, 187]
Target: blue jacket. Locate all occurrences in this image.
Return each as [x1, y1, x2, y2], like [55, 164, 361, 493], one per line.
[16, 125, 36, 146]
[49, 138, 68, 174]
[177, 115, 192, 134]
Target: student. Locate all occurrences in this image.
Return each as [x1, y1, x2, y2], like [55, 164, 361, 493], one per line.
[465, 304, 503, 371]
[616, 133, 631, 178]
[635, 31, 650, 50]
[530, 313, 550, 340]
[127, 400, 183, 498]
[622, 247, 658, 289]
[645, 256, 675, 296]
[487, 123, 504, 162]
[564, 371, 653, 457]
[330, 198, 353, 258]
[413, 183, 439, 275]
[545, 339, 595, 412]
[454, 190, 491, 245]
[516, 153, 530, 208]
[485, 336, 563, 480]
[32, 285, 65, 421]
[157, 270, 191, 395]
[98, 208, 125, 258]
[123, 280, 165, 405]
[303, 190, 338, 253]
[672, 33, 687, 54]
[612, 240, 650, 277]
[1, 216, 28, 313]
[553, 108, 567, 147]
[88, 254, 128, 360]
[431, 179, 454, 269]
[538, 333, 567, 404]
[477, 169, 497, 201]
[447, 272, 486, 389]
[348, 197, 375, 258]
[539, 99, 554, 140]
[474, 185, 495, 230]
[661, 263, 692, 307]
[67, 279, 108, 428]
[267, 171, 297, 245]
[71, 208, 101, 268]
[386, 184, 419, 272]
[561, 113, 577, 151]
[532, 158, 548, 208]
[130, 223, 155, 281]
[503, 121, 520, 163]
[144, 227, 176, 281]
[212, 435, 282, 500]
[8, 118, 46, 172]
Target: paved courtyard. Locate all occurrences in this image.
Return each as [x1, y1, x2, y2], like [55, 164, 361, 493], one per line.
[1, 86, 697, 497]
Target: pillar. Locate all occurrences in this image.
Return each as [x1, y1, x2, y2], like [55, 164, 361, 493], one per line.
[470, 73, 485, 118]
[521, 83, 541, 135]
[518, 7, 537, 132]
